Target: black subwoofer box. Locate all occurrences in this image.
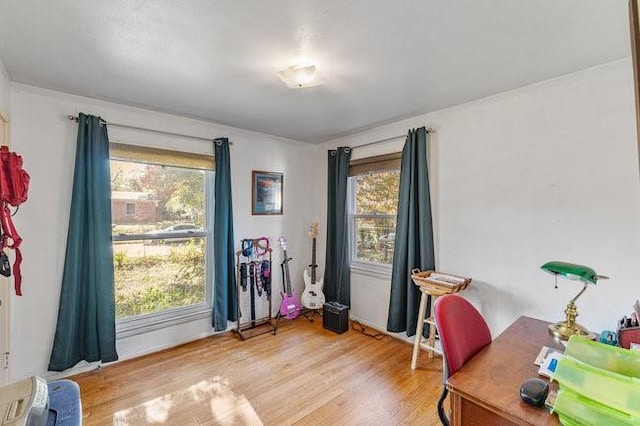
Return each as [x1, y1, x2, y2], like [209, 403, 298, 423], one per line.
[323, 302, 349, 334]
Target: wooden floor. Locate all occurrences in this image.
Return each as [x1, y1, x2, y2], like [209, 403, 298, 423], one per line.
[69, 316, 444, 425]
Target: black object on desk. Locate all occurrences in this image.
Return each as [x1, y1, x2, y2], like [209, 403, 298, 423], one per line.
[520, 378, 549, 407]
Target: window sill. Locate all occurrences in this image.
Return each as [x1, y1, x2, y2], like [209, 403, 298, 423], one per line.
[116, 306, 211, 339]
[350, 262, 393, 279]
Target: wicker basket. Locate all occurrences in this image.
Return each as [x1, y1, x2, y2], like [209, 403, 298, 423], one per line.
[410, 269, 471, 296]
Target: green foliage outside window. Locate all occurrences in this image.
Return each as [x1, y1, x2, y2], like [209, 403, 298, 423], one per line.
[354, 171, 400, 214]
[353, 170, 400, 265]
[111, 161, 205, 225]
[110, 159, 208, 320]
[114, 239, 205, 318]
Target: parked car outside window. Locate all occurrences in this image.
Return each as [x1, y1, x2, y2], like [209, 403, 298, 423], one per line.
[144, 223, 203, 244]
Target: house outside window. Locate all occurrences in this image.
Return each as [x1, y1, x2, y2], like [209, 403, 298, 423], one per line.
[112, 192, 157, 223]
[109, 143, 214, 335]
[349, 153, 401, 268]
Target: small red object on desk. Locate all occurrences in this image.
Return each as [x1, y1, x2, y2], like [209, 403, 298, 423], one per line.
[618, 326, 640, 349]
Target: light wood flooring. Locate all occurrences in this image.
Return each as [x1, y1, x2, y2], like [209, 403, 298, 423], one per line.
[69, 316, 444, 425]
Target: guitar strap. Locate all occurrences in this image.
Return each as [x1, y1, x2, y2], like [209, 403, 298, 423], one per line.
[254, 262, 263, 296]
[249, 267, 256, 326]
[240, 262, 248, 291]
[249, 262, 256, 293]
[261, 260, 271, 299]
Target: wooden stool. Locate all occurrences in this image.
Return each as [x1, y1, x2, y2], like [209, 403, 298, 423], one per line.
[410, 270, 471, 370]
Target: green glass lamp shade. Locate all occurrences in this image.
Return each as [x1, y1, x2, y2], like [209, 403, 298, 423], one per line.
[540, 261, 600, 285]
[541, 261, 607, 341]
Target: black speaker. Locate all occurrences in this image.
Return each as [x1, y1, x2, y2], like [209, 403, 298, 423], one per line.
[323, 302, 349, 334]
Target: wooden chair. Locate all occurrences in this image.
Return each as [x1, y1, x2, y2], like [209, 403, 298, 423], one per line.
[434, 294, 492, 426]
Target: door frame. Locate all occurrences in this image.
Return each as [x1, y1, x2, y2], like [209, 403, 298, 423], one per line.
[0, 109, 10, 385]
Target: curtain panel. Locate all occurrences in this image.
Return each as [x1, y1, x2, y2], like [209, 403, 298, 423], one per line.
[386, 127, 435, 337]
[212, 138, 237, 331]
[49, 113, 118, 371]
[324, 147, 351, 306]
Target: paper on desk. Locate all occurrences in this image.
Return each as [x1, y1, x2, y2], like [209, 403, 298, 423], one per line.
[534, 346, 564, 366]
[538, 351, 563, 379]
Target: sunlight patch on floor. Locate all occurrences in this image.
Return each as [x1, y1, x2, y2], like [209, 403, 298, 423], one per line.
[113, 377, 262, 425]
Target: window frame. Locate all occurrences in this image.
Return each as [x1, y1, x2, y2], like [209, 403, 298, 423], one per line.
[348, 153, 401, 272]
[110, 146, 215, 338]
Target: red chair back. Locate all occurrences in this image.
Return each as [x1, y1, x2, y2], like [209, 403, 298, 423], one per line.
[435, 294, 491, 380]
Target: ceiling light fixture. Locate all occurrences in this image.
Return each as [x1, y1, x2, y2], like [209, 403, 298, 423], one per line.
[277, 64, 324, 89]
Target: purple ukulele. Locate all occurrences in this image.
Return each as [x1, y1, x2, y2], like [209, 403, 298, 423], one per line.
[278, 236, 301, 319]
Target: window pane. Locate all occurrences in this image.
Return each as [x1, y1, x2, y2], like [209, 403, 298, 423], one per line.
[110, 160, 207, 320]
[353, 216, 396, 264]
[354, 170, 400, 214]
[352, 169, 400, 266]
[111, 161, 205, 233]
[113, 239, 205, 318]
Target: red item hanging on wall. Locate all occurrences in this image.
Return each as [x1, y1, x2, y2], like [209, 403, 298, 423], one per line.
[0, 145, 30, 295]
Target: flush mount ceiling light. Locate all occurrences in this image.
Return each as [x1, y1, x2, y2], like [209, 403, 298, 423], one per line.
[277, 64, 324, 89]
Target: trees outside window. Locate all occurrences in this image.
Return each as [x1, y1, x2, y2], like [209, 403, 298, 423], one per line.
[110, 158, 212, 325]
[350, 169, 400, 266]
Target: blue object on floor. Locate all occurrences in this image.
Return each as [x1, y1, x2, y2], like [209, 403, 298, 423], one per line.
[46, 380, 82, 426]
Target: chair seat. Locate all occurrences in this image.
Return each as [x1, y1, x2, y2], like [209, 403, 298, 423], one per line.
[47, 380, 82, 426]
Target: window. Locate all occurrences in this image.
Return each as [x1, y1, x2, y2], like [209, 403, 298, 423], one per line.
[349, 153, 401, 267]
[110, 143, 214, 333]
[125, 203, 135, 215]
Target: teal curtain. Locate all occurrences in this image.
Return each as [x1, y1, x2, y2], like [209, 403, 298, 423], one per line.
[387, 127, 435, 337]
[48, 113, 118, 371]
[323, 147, 351, 305]
[212, 138, 237, 331]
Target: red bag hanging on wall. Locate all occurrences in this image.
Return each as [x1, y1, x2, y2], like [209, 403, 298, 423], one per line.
[0, 146, 30, 295]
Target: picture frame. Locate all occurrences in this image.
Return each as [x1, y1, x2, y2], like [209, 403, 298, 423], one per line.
[252, 171, 283, 215]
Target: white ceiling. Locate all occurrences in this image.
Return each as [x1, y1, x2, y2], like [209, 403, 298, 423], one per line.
[0, 1, 632, 143]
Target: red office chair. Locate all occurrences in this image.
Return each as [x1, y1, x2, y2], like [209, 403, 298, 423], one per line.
[434, 294, 492, 426]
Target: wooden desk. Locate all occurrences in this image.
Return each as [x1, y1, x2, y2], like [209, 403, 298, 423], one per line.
[446, 316, 563, 425]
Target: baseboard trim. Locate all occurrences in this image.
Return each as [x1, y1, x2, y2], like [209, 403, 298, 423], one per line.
[43, 322, 237, 381]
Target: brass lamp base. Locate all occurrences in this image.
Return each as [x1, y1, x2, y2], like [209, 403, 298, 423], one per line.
[548, 289, 596, 341]
[548, 321, 595, 341]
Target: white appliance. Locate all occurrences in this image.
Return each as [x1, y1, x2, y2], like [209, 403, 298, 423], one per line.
[0, 376, 48, 426]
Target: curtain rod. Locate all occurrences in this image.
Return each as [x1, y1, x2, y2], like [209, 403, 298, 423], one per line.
[352, 127, 434, 150]
[66, 115, 231, 145]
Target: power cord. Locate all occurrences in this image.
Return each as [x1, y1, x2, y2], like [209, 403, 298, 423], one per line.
[351, 320, 386, 340]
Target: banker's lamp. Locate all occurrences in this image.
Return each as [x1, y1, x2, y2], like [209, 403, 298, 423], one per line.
[541, 261, 608, 340]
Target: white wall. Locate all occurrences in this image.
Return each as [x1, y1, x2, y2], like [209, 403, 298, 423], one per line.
[9, 84, 320, 381]
[0, 59, 10, 114]
[323, 59, 640, 338]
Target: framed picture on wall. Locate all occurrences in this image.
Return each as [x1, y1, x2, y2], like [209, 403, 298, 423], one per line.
[252, 171, 283, 215]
